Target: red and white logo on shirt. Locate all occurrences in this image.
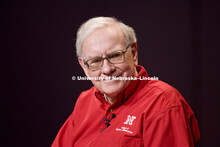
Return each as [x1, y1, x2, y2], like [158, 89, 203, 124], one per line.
[124, 115, 136, 125]
[116, 115, 136, 134]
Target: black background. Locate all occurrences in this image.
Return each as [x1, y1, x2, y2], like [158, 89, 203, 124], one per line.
[2, 0, 220, 146]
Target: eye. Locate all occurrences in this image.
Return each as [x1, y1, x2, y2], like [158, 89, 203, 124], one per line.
[108, 52, 122, 59]
[88, 57, 102, 64]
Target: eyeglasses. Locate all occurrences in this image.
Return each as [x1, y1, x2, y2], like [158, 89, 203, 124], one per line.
[83, 46, 130, 71]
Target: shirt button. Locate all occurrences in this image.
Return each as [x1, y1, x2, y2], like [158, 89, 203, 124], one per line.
[109, 109, 113, 112]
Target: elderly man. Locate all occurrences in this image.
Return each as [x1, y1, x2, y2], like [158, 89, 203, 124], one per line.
[52, 17, 200, 147]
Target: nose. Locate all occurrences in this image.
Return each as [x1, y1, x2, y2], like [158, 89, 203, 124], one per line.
[101, 59, 115, 75]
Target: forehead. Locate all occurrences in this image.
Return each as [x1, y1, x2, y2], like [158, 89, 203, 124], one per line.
[82, 25, 125, 58]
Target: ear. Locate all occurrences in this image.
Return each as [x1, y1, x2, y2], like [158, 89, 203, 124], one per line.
[78, 57, 89, 75]
[78, 57, 86, 68]
[131, 42, 138, 65]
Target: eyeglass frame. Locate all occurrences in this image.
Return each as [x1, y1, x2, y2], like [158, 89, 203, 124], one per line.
[83, 45, 131, 71]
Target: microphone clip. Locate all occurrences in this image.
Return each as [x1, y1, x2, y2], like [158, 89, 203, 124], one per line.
[102, 113, 116, 128]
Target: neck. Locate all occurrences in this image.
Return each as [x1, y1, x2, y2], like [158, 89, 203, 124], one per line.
[104, 94, 116, 104]
[103, 68, 139, 104]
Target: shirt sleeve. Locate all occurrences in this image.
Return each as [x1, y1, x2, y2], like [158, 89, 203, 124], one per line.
[143, 106, 200, 147]
[51, 112, 75, 147]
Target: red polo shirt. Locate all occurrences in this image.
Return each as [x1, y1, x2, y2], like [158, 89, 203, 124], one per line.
[52, 65, 200, 147]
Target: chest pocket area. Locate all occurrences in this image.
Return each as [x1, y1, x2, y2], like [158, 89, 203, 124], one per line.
[120, 136, 143, 147]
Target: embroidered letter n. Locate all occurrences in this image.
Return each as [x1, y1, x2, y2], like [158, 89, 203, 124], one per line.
[124, 115, 136, 125]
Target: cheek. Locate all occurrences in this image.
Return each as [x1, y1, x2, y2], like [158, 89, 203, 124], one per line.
[85, 69, 101, 78]
[90, 80, 100, 87]
[86, 71, 102, 87]
[120, 59, 136, 76]
[124, 54, 135, 67]
[115, 63, 133, 77]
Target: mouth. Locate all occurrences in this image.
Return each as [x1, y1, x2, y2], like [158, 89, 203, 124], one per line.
[101, 75, 123, 82]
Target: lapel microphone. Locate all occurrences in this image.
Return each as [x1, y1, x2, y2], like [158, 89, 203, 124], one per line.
[103, 113, 116, 128]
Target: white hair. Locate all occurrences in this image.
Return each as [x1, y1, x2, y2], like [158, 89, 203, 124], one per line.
[75, 16, 137, 57]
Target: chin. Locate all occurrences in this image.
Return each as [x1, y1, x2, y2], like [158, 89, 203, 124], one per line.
[100, 81, 128, 96]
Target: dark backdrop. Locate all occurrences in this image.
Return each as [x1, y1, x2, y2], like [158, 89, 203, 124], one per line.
[2, 0, 220, 146]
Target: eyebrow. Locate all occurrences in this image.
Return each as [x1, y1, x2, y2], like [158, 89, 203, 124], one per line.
[86, 48, 124, 60]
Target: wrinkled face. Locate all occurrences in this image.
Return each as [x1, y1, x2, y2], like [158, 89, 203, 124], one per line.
[78, 25, 138, 98]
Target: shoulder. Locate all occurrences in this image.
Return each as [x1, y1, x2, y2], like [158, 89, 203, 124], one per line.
[140, 80, 182, 104]
[76, 86, 96, 104]
[149, 80, 192, 111]
[145, 80, 179, 96]
[136, 79, 192, 115]
[137, 79, 195, 121]
[72, 86, 97, 112]
[71, 86, 97, 116]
